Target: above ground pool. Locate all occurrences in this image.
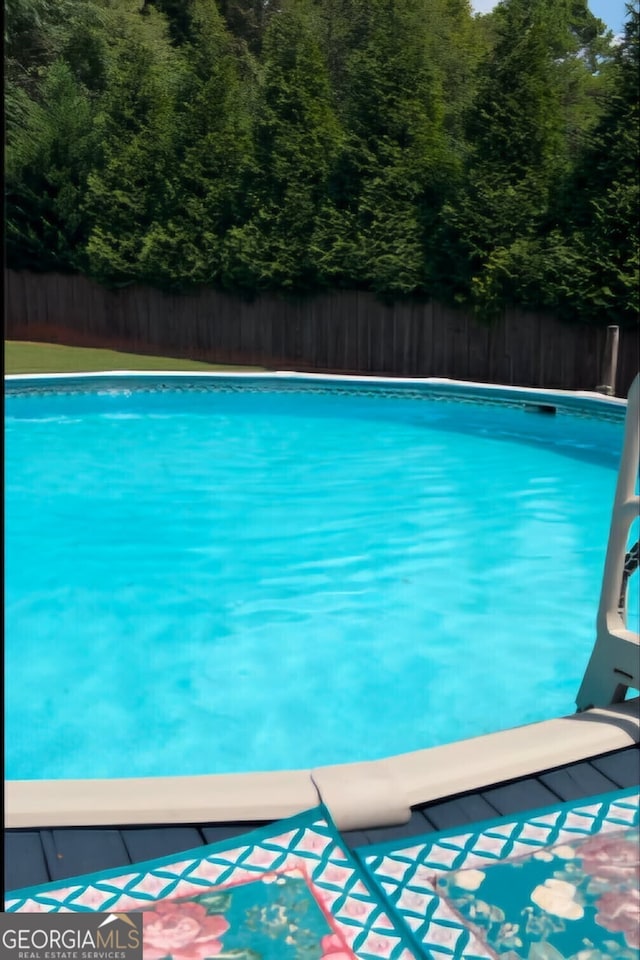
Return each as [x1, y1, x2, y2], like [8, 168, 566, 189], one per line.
[5, 375, 636, 781]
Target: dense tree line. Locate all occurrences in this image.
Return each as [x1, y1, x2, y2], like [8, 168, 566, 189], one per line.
[5, 0, 639, 325]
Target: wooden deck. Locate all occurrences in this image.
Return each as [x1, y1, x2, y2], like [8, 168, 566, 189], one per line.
[6, 745, 638, 893]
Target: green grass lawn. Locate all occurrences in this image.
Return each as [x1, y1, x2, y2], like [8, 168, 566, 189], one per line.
[5, 340, 264, 375]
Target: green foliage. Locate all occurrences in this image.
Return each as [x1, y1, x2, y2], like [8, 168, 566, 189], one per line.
[549, 1, 640, 325]
[82, 3, 181, 285]
[439, 0, 622, 320]
[223, 0, 342, 291]
[144, 0, 199, 46]
[4, 0, 638, 325]
[138, 0, 255, 289]
[4, 0, 74, 98]
[6, 59, 99, 271]
[218, 0, 283, 54]
[311, 0, 458, 296]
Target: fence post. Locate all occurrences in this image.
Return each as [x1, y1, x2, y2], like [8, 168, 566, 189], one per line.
[596, 325, 620, 396]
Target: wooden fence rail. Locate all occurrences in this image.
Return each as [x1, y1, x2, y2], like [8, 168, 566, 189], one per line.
[4, 270, 639, 395]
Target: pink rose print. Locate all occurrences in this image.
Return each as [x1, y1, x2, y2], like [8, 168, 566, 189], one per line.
[142, 900, 230, 960]
[321, 932, 354, 959]
[595, 887, 640, 949]
[578, 833, 639, 885]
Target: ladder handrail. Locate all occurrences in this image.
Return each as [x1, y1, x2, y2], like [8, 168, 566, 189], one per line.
[576, 373, 640, 710]
[597, 373, 640, 635]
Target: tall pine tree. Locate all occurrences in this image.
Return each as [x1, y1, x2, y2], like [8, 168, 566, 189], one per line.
[441, 0, 612, 318]
[82, 2, 180, 285]
[6, 59, 99, 272]
[311, 0, 454, 297]
[557, 2, 639, 325]
[223, 0, 342, 292]
[135, 0, 254, 290]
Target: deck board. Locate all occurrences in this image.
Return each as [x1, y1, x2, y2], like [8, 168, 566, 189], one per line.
[41, 829, 132, 882]
[5, 748, 639, 892]
[5, 832, 50, 892]
[121, 827, 206, 863]
[479, 778, 561, 815]
[539, 761, 620, 800]
[422, 793, 500, 831]
[362, 810, 434, 846]
[340, 830, 371, 850]
[590, 747, 639, 786]
[201, 823, 266, 845]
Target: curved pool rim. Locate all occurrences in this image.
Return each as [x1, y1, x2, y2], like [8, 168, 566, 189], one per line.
[4, 369, 631, 416]
[5, 372, 638, 831]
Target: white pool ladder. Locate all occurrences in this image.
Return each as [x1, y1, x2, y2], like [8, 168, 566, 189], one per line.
[576, 373, 640, 710]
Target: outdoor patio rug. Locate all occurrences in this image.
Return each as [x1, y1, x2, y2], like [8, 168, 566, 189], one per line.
[357, 787, 639, 960]
[5, 805, 420, 960]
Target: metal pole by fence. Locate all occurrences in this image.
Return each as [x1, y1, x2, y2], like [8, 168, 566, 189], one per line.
[596, 325, 620, 396]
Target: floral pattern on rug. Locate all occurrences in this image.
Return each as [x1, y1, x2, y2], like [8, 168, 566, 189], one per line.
[437, 826, 639, 960]
[358, 788, 640, 960]
[5, 807, 418, 960]
[133, 873, 352, 960]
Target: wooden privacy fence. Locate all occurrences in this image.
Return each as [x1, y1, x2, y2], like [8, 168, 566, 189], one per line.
[5, 270, 639, 394]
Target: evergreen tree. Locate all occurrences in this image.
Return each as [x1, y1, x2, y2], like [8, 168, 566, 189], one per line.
[558, 1, 640, 324]
[4, 0, 629, 322]
[223, 0, 342, 292]
[5, 0, 73, 104]
[82, 2, 180, 285]
[137, 0, 255, 290]
[441, 0, 612, 317]
[218, 0, 283, 55]
[6, 60, 99, 272]
[143, 0, 198, 46]
[311, 0, 454, 296]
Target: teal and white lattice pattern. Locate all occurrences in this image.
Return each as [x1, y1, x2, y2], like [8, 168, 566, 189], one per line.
[6, 806, 419, 960]
[358, 788, 640, 960]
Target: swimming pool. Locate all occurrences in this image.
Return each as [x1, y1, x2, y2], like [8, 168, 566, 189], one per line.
[5, 374, 635, 782]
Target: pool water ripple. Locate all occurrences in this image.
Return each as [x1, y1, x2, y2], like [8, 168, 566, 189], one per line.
[5, 386, 634, 780]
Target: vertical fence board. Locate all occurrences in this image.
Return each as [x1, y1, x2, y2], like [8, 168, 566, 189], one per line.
[508, 309, 535, 386]
[618, 327, 640, 397]
[398, 305, 410, 374]
[417, 302, 433, 377]
[309, 297, 321, 370]
[271, 299, 285, 369]
[223, 291, 238, 362]
[252, 297, 265, 366]
[467, 312, 490, 384]
[369, 300, 385, 373]
[356, 292, 366, 372]
[340, 292, 354, 371]
[449, 309, 470, 381]
[31, 273, 47, 338]
[327, 291, 345, 370]
[70, 274, 86, 338]
[487, 315, 507, 385]
[239, 305, 255, 364]
[7, 271, 25, 337]
[381, 303, 395, 374]
[430, 302, 449, 377]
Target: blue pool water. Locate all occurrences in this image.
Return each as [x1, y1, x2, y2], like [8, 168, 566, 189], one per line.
[4, 382, 634, 780]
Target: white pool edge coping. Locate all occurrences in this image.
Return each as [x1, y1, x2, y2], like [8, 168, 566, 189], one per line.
[4, 369, 629, 405]
[6, 699, 639, 831]
[5, 372, 636, 831]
